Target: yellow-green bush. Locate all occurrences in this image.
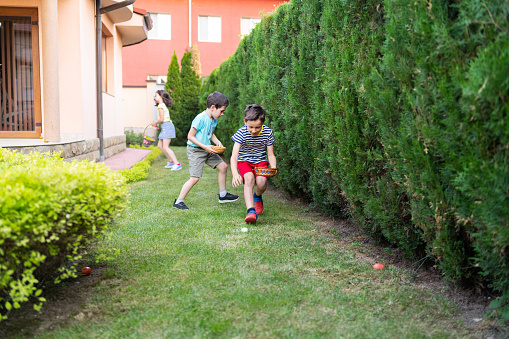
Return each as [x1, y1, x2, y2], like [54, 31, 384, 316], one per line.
[0, 148, 128, 320]
[119, 145, 162, 183]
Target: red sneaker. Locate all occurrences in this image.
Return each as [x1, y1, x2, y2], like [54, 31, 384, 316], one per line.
[245, 212, 257, 224]
[253, 194, 264, 215]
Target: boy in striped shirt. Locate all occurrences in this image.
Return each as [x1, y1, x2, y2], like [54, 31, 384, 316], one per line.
[231, 104, 277, 224]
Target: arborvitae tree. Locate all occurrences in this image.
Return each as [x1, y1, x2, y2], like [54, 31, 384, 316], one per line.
[175, 51, 201, 145]
[165, 52, 182, 113]
[164, 52, 184, 144]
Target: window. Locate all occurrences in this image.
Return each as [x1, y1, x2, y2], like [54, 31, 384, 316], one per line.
[198, 16, 221, 43]
[0, 7, 42, 137]
[101, 24, 114, 94]
[148, 13, 171, 40]
[102, 34, 108, 92]
[241, 17, 261, 37]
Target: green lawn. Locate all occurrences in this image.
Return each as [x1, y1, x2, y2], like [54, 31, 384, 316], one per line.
[35, 146, 476, 338]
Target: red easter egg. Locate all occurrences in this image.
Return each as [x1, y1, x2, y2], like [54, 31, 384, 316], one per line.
[373, 263, 385, 270]
[81, 267, 92, 275]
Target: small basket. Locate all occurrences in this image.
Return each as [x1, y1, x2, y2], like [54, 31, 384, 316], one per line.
[142, 124, 154, 147]
[254, 167, 277, 178]
[212, 146, 226, 154]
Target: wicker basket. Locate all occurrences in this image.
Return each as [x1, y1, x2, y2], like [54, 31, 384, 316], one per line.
[212, 146, 226, 154]
[142, 124, 155, 147]
[254, 167, 277, 177]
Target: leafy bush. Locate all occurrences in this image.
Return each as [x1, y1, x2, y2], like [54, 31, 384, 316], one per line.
[125, 130, 144, 147]
[0, 148, 128, 320]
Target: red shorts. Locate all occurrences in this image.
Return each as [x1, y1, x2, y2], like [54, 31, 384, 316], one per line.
[237, 161, 269, 178]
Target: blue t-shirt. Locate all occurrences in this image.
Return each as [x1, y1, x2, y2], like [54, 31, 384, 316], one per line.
[231, 125, 275, 163]
[187, 111, 217, 147]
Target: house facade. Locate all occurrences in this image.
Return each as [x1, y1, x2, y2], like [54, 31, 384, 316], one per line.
[122, 0, 287, 133]
[0, 0, 150, 161]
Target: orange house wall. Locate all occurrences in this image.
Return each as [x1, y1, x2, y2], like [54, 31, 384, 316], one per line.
[122, 0, 287, 86]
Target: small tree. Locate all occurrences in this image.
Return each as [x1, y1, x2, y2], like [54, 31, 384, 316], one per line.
[165, 52, 184, 144]
[175, 50, 202, 145]
[165, 52, 183, 112]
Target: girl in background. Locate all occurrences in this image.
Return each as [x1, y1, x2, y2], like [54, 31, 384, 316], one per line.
[152, 90, 181, 170]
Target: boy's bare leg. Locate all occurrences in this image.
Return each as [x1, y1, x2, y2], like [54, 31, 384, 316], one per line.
[255, 176, 268, 196]
[244, 172, 256, 209]
[216, 162, 228, 191]
[178, 177, 200, 200]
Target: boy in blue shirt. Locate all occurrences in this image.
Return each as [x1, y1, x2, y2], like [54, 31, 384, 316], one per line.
[173, 92, 239, 210]
[231, 104, 277, 223]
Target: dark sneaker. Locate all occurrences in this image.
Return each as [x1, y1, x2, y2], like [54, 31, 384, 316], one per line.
[253, 193, 263, 215]
[173, 199, 189, 210]
[218, 192, 239, 203]
[245, 212, 257, 224]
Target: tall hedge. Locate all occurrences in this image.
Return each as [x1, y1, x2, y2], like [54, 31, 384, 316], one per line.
[203, 0, 509, 319]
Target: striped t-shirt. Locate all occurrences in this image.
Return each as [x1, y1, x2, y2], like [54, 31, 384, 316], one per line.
[231, 125, 275, 163]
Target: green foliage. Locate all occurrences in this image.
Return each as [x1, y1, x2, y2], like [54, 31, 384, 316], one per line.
[120, 146, 162, 183]
[165, 52, 184, 143]
[0, 148, 128, 320]
[203, 0, 509, 321]
[125, 130, 144, 147]
[199, 68, 219, 112]
[164, 50, 202, 146]
[172, 51, 202, 146]
[165, 51, 183, 112]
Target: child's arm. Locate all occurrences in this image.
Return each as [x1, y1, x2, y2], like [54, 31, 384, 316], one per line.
[231, 143, 243, 187]
[151, 108, 164, 127]
[188, 128, 217, 153]
[267, 145, 277, 169]
[210, 134, 223, 148]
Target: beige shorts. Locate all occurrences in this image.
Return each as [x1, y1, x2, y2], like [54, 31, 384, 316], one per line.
[187, 145, 224, 177]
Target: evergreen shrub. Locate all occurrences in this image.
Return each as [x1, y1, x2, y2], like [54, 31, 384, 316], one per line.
[0, 148, 128, 320]
[204, 0, 509, 319]
[165, 52, 184, 144]
[174, 51, 202, 145]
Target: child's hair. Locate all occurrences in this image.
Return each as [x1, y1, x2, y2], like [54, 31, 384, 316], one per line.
[206, 91, 229, 109]
[155, 90, 174, 108]
[244, 104, 266, 123]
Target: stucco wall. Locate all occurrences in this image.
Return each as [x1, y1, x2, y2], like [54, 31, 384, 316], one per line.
[123, 87, 150, 129]
[3, 0, 132, 147]
[80, 0, 98, 139]
[123, 80, 159, 131]
[58, 0, 85, 140]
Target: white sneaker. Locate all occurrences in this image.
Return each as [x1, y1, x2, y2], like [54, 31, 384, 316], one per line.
[165, 162, 174, 169]
[171, 164, 182, 171]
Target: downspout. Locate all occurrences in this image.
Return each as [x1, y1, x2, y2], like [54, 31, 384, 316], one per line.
[95, 0, 136, 162]
[189, 0, 191, 46]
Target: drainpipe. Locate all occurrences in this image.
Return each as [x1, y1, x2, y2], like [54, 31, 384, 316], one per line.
[95, 0, 136, 162]
[189, 0, 191, 46]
